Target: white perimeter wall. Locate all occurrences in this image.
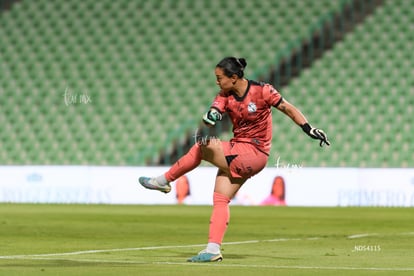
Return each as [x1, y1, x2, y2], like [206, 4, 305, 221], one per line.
[1, 166, 414, 206]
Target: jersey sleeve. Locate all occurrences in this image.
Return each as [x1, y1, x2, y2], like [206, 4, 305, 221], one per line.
[263, 84, 283, 108]
[210, 91, 228, 113]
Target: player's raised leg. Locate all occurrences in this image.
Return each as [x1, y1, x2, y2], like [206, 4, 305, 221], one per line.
[138, 138, 227, 193]
[138, 142, 203, 193]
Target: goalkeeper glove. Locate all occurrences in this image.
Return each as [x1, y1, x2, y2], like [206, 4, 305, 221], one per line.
[203, 109, 222, 126]
[301, 123, 330, 147]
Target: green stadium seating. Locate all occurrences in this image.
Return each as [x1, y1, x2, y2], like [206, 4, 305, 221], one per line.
[1, 0, 411, 167]
[275, 0, 413, 167]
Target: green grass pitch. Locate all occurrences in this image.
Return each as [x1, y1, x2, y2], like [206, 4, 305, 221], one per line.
[0, 204, 413, 275]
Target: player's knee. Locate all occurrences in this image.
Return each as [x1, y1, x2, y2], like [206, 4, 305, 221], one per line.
[199, 138, 220, 151]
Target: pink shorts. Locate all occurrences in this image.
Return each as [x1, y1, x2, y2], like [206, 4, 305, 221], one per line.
[221, 141, 268, 179]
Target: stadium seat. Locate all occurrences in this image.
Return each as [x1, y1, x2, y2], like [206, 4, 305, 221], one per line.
[272, 0, 413, 167]
[0, 0, 411, 167]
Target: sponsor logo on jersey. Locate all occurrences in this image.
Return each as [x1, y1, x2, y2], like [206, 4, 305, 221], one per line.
[247, 102, 257, 113]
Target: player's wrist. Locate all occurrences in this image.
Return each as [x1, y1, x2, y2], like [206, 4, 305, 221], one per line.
[301, 123, 331, 147]
[301, 123, 312, 135]
[301, 123, 319, 140]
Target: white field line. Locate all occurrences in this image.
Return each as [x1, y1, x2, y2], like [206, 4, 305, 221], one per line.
[0, 236, 318, 260]
[154, 262, 414, 271]
[1, 233, 414, 272]
[0, 243, 207, 259]
[347, 231, 414, 239]
[5, 257, 414, 272]
[2, 232, 413, 259]
[347, 233, 379, 239]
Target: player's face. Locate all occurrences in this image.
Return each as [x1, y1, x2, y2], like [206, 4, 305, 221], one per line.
[215, 67, 236, 92]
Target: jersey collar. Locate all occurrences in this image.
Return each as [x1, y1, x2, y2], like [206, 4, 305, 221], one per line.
[231, 79, 251, 102]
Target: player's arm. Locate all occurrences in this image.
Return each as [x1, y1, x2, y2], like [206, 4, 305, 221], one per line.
[202, 93, 226, 127]
[276, 98, 307, 126]
[276, 99, 330, 147]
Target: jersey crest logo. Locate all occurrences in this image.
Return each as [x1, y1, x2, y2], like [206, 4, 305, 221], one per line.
[247, 102, 257, 113]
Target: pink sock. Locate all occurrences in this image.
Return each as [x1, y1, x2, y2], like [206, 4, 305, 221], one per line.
[164, 143, 202, 182]
[208, 192, 231, 244]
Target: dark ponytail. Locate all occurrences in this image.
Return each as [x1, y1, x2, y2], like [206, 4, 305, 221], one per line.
[237, 58, 247, 69]
[216, 57, 247, 78]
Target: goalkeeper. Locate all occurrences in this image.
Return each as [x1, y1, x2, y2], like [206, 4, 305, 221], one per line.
[139, 57, 330, 262]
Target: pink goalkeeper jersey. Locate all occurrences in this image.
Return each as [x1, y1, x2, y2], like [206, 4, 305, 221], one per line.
[211, 80, 283, 155]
